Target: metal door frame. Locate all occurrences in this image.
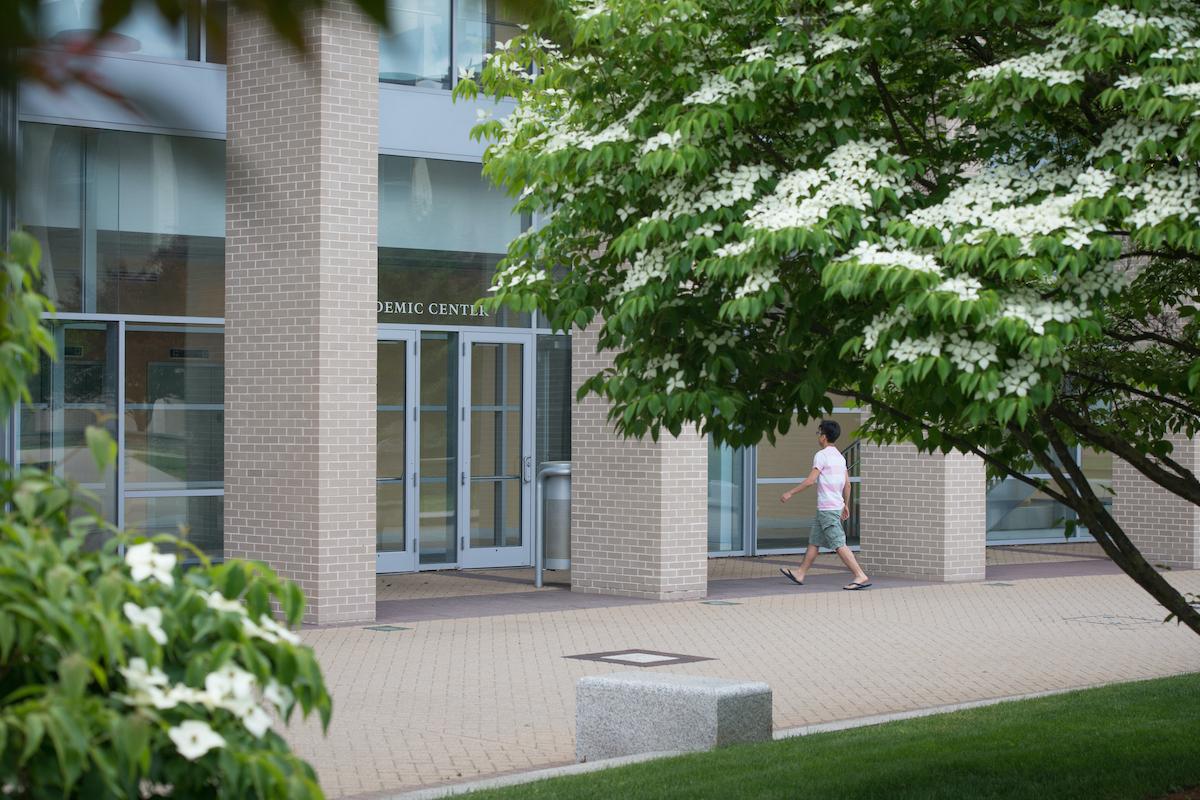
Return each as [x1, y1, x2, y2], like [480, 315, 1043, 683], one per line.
[376, 330, 419, 573]
[457, 330, 535, 569]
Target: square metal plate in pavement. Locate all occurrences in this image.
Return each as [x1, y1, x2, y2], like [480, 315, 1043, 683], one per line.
[564, 649, 715, 667]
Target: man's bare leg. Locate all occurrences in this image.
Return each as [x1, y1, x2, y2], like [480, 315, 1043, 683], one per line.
[835, 545, 870, 586]
[783, 544, 821, 584]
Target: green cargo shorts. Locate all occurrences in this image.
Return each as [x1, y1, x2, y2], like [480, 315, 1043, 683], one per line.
[810, 510, 847, 550]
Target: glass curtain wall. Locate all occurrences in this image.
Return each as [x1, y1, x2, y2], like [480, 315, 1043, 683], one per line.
[380, 0, 527, 87]
[14, 122, 225, 559]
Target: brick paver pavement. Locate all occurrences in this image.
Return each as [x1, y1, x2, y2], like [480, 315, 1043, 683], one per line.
[287, 557, 1200, 799]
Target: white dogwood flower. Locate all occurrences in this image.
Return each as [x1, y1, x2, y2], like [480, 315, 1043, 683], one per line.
[168, 720, 225, 761]
[125, 542, 176, 586]
[124, 602, 168, 645]
[241, 705, 273, 738]
[204, 591, 245, 615]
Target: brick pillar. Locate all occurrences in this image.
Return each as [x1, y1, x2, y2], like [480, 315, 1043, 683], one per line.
[570, 324, 707, 600]
[857, 444, 985, 582]
[224, 3, 378, 624]
[1112, 434, 1200, 569]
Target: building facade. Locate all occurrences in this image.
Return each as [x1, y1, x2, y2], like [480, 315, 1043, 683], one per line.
[5, 1, 1177, 624]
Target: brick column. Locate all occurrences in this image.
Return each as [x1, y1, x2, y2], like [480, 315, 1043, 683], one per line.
[857, 444, 986, 582]
[1112, 435, 1200, 569]
[224, 3, 378, 624]
[570, 324, 707, 600]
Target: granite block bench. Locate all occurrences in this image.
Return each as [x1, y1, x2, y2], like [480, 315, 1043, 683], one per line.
[576, 672, 772, 762]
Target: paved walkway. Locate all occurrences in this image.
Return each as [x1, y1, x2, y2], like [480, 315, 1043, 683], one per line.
[285, 545, 1200, 799]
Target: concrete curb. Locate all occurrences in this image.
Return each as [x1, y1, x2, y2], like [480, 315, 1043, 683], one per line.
[359, 683, 1104, 800]
[374, 751, 683, 799]
[774, 683, 1101, 739]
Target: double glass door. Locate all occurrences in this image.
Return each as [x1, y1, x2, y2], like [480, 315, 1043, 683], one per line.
[376, 330, 534, 572]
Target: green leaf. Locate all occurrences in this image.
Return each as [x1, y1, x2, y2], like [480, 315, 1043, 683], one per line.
[58, 653, 91, 698]
[85, 426, 117, 472]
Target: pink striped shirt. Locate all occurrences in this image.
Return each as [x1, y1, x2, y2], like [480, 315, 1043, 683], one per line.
[813, 446, 847, 511]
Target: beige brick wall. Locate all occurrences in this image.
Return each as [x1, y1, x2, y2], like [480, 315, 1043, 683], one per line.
[1112, 434, 1200, 569]
[858, 443, 986, 582]
[570, 324, 707, 600]
[225, 2, 378, 624]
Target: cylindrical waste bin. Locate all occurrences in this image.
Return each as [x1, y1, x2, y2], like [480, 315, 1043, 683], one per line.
[540, 461, 571, 570]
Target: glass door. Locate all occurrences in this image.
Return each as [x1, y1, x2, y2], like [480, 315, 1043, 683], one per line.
[377, 331, 418, 573]
[458, 332, 534, 569]
[418, 331, 460, 567]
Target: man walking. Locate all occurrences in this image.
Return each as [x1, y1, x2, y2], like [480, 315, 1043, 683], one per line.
[779, 420, 872, 590]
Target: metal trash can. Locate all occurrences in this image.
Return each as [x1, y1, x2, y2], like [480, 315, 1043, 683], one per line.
[540, 461, 571, 571]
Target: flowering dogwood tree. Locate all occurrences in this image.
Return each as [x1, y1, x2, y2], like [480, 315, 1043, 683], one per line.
[0, 235, 332, 797]
[456, 0, 1200, 633]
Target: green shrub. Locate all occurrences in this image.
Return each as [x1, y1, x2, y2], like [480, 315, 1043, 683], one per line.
[0, 234, 334, 798]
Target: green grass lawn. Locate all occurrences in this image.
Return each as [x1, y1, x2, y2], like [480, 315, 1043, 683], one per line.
[467, 672, 1200, 800]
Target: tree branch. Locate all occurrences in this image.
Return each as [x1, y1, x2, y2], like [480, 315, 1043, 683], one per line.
[1103, 328, 1200, 358]
[1050, 404, 1200, 502]
[1065, 370, 1200, 420]
[1032, 413, 1200, 635]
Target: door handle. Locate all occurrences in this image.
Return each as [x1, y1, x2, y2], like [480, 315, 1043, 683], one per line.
[523, 455, 533, 483]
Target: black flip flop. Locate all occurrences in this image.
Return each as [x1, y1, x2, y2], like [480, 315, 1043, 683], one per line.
[779, 568, 804, 586]
[843, 581, 872, 591]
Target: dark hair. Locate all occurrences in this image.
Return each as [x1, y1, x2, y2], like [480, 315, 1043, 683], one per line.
[817, 420, 841, 444]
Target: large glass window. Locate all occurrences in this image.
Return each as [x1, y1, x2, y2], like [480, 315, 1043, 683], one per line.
[39, 0, 187, 59]
[986, 447, 1110, 544]
[454, 0, 524, 78]
[18, 123, 225, 317]
[17, 124, 84, 312]
[380, 0, 527, 87]
[378, 155, 526, 326]
[380, 0, 452, 88]
[708, 443, 745, 554]
[37, 0, 225, 62]
[536, 334, 570, 465]
[123, 325, 223, 558]
[20, 322, 119, 535]
[16, 122, 226, 560]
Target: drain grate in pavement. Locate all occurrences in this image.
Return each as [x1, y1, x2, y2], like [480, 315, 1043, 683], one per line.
[985, 582, 1015, 587]
[363, 625, 412, 632]
[1064, 614, 1161, 628]
[700, 600, 742, 606]
[565, 649, 715, 667]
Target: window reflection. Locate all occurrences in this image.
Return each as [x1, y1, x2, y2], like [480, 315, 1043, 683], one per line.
[123, 326, 224, 492]
[19, 323, 119, 541]
[708, 443, 744, 553]
[454, 0, 525, 78]
[18, 124, 225, 318]
[380, 0, 451, 88]
[39, 0, 188, 59]
[18, 124, 84, 312]
[378, 156, 527, 326]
